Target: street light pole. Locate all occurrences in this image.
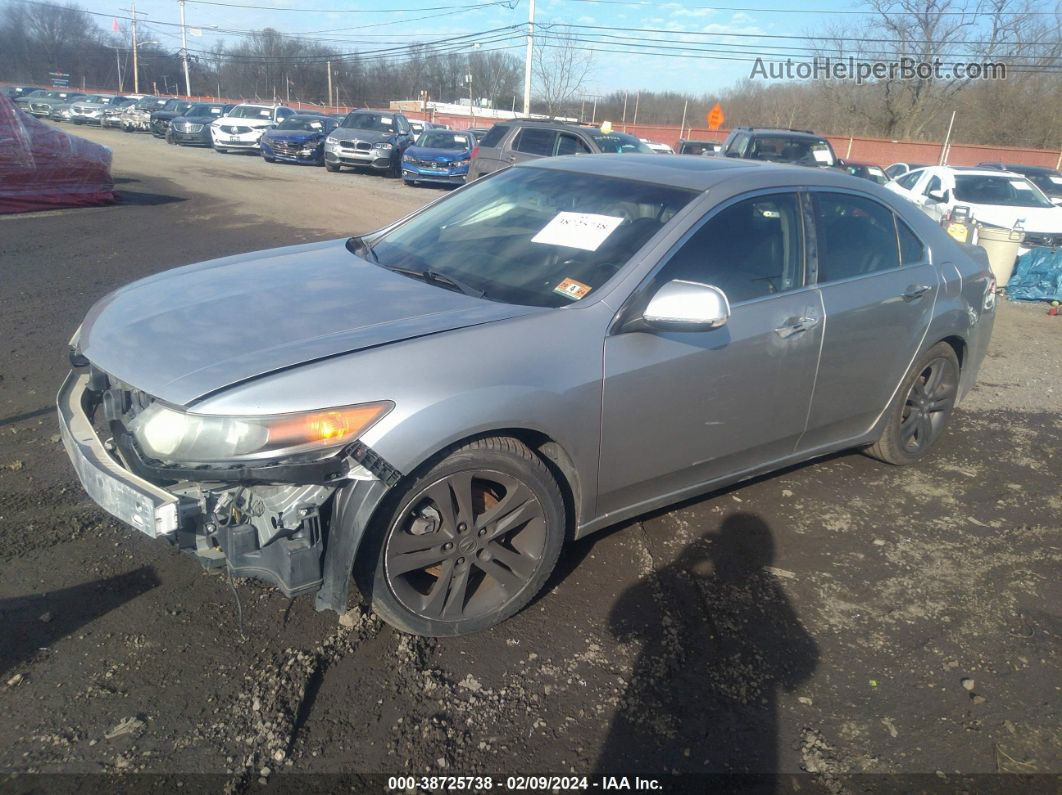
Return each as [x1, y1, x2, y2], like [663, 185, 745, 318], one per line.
[178, 0, 191, 96]
[521, 0, 534, 116]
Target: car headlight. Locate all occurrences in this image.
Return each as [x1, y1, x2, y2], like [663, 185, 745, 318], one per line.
[128, 401, 394, 464]
[373, 142, 393, 150]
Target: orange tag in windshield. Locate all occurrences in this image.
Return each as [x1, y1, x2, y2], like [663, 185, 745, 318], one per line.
[553, 277, 592, 301]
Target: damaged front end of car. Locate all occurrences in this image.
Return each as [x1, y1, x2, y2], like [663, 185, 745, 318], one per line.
[57, 355, 401, 613]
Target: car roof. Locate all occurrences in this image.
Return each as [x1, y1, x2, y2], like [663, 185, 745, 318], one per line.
[733, 127, 822, 138]
[931, 166, 1031, 178]
[522, 152, 863, 192]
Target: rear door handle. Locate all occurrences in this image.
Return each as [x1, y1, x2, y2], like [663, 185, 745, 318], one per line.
[903, 284, 932, 301]
[774, 315, 820, 338]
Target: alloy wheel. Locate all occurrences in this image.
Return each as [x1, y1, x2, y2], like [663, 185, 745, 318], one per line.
[899, 356, 957, 453]
[384, 469, 547, 622]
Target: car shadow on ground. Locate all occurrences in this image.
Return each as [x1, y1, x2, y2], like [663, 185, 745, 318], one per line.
[115, 190, 185, 206]
[593, 512, 819, 778]
[0, 567, 161, 677]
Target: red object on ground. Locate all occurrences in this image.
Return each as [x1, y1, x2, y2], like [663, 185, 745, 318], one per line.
[0, 94, 115, 213]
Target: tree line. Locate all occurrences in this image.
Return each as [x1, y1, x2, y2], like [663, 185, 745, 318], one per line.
[1, 0, 1060, 150]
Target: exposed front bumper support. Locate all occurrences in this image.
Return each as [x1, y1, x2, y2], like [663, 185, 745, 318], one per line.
[57, 372, 185, 538]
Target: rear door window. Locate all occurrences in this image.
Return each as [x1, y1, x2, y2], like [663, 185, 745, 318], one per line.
[896, 217, 925, 265]
[512, 128, 558, 156]
[813, 192, 900, 283]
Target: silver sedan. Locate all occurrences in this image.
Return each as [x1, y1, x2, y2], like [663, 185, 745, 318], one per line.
[60, 155, 996, 636]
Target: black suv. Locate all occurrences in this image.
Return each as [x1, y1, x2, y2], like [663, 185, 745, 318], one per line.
[719, 127, 838, 168]
[468, 120, 652, 179]
[977, 162, 1062, 202]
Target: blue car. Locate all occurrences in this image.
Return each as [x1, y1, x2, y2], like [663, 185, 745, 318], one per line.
[260, 114, 340, 165]
[401, 129, 476, 186]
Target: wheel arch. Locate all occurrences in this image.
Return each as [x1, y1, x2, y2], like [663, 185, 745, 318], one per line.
[938, 334, 966, 369]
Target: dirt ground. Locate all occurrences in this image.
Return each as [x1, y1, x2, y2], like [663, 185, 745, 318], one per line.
[0, 124, 1059, 789]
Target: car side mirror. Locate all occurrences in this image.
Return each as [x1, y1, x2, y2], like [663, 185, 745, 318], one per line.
[927, 188, 948, 202]
[629, 280, 731, 333]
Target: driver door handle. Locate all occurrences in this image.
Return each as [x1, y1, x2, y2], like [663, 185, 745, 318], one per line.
[903, 284, 932, 301]
[774, 315, 820, 338]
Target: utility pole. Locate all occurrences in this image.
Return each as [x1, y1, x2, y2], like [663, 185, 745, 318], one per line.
[115, 47, 123, 92]
[621, 90, 628, 131]
[680, 98, 688, 139]
[521, 0, 534, 116]
[327, 60, 333, 110]
[178, 0, 191, 96]
[118, 0, 140, 93]
[939, 110, 956, 165]
[632, 91, 640, 126]
[591, 96, 597, 124]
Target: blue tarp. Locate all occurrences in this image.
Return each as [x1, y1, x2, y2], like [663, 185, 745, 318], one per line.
[1006, 247, 1062, 302]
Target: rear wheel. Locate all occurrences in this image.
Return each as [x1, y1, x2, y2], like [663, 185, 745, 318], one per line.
[866, 342, 960, 465]
[357, 436, 565, 636]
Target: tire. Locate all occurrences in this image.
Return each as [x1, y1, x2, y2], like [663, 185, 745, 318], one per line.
[214, 146, 228, 154]
[263, 155, 275, 163]
[865, 342, 960, 466]
[403, 179, 416, 187]
[356, 436, 566, 636]
[325, 161, 340, 173]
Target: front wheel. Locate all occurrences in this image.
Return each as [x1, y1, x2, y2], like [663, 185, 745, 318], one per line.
[866, 342, 960, 465]
[263, 155, 275, 163]
[325, 161, 340, 172]
[356, 436, 566, 636]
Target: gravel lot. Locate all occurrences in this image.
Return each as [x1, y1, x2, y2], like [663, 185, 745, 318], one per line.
[1, 123, 1059, 787]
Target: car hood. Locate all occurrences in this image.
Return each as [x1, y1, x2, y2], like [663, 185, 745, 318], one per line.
[263, 130, 323, 143]
[73, 102, 109, 110]
[78, 238, 539, 406]
[174, 114, 218, 124]
[964, 203, 1062, 233]
[214, 115, 274, 128]
[151, 110, 185, 121]
[329, 128, 390, 144]
[406, 146, 470, 162]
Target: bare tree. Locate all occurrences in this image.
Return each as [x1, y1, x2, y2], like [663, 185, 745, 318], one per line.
[534, 25, 594, 116]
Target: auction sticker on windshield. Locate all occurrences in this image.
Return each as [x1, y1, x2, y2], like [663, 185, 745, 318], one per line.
[532, 212, 624, 251]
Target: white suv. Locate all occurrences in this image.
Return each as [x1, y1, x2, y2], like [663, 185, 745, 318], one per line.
[886, 165, 1062, 250]
[211, 104, 295, 153]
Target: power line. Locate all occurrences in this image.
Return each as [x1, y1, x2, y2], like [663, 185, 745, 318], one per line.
[561, 0, 1062, 14]
[183, 0, 514, 11]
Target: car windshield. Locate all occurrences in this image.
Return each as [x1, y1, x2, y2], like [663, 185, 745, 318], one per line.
[340, 112, 397, 133]
[591, 133, 653, 153]
[848, 165, 889, 185]
[416, 131, 471, 150]
[186, 104, 225, 116]
[277, 116, 332, 131]
[1023, 172, 1062, 198]
[135, 98, 160, 108]
[163, 101, 191, 112]
[364, 167, 696, 308]
[748, 136, 835, 165]
[953, 175, 1053, 207]
[81, 95, 110, 103]
[229, 106, 274, 119]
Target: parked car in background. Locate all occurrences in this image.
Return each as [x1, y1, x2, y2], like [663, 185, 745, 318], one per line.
[885, 162, 929, 179]
[467, 126, 492, 138]
[12, 88, 48, 109]
[122, 96, 168, 132]
[60, 155, 995, 636]
[150, 100, 195, 138]
[886, 165, 1062, 250]
[211, 103, 295, 153]
[401, 128, 476, 186]
[677, 139, 722, 156]
[260, 113, 339, 165]
[5, 86, 46, 100]
[719, 127, 838, 168]
[169, 103, 232, 145]
[842, 161, 889, 185]
[409, 120, 448, 136]
[977, 162, 1062, 203]
[641, 138, 675, 154]
[324, 109, 414, 176]
[102, 99, 138, 129]
[26, 90, 85, 117]
[70, 94, 128, 125]
[468, 120, 652, 179]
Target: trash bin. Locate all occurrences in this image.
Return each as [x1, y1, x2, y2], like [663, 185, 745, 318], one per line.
[976, 225, 1024, 287]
